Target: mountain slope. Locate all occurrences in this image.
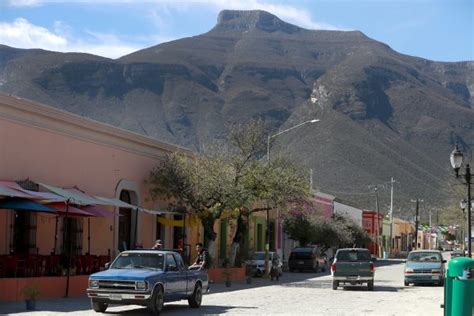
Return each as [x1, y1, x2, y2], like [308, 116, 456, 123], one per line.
[0, 10, 472, 213]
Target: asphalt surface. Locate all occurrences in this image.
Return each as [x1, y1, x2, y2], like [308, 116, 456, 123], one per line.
[0, 258, 446, 315]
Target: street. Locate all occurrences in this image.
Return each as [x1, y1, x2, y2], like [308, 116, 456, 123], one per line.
[0, 259, 445, 316]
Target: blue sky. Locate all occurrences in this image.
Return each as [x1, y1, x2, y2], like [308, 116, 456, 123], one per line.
[0, 0, 472, 61]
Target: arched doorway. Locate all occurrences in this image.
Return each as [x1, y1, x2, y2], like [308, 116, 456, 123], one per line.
[118, 190, 138, 251]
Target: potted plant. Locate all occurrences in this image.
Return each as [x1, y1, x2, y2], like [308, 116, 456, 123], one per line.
[222, 269, 232, 287]
[21, 285, 41, 311]
[221, 258, 232, 287]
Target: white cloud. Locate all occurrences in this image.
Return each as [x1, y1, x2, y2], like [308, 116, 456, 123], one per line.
[7, 0, 343, 30]
[0, 18, 150, 58]
[0, 18, 67, 50]
[7, 0, 41, 7]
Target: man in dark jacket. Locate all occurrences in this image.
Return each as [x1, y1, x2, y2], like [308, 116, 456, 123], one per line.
[189, 242, 210, 271]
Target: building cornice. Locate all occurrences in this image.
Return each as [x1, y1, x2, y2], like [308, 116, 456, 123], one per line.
[0, 93, 194, 159]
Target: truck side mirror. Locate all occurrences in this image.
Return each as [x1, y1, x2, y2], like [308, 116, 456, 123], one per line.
[104, 262, 110, 269]
[167, 265, 178, 272]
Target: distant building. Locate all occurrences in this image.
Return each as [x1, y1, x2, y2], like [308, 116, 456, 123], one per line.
[333, 201, 363, 227]
[363, 210, 384, 256]
[314, 192, 335, 218]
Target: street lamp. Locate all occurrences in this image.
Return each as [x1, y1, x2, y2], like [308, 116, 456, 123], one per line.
[267, 119, 320, 162]
[450, 144, 472, 258]
[264, 118, 320, 276]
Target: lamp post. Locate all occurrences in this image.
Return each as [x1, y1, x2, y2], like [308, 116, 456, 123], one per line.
[450, 144, 472, 258]
[264, 118, 320, 276]
[460, 199, 468, 253]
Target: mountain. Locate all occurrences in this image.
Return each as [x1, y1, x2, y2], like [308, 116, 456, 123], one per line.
[0, 10, 473, 215]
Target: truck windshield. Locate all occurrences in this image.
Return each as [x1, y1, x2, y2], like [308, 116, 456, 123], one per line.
[336, 250, 371, 262]
[111, 253, 164, 270]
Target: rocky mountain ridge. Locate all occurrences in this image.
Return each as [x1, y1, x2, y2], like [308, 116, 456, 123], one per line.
[0, 10, 472, 213]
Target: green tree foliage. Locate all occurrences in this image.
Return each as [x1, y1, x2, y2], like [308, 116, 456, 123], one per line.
[283, 212, 371, 251]
[148, 120, 311, 263]
[281, 214, 316, 247]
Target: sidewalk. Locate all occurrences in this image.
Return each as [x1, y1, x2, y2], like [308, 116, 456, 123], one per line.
[0, 273, 324, 315]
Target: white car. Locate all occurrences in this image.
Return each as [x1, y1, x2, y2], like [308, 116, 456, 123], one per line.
[246, 251, 283, 277]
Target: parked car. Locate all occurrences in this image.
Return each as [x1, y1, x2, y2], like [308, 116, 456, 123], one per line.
[288, 246, 327, 272]
[87, 250, 208, 314]
[450, 249, 465, 258]
[404, 250, 446, 286]
[246, 251, 283, 277]
[331, 248, 375, 291]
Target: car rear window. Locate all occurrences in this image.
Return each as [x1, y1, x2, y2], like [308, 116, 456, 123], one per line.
[336, 250, 371, 262]
[290, 247, 316, 259]
[407, 252, 442, 262]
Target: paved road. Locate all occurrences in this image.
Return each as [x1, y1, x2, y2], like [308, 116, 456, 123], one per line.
[0, 259, 445, 316]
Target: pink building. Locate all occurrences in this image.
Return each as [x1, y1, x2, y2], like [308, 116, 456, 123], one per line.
[314, 192, 335, 218]
[0, 93, 196, 301]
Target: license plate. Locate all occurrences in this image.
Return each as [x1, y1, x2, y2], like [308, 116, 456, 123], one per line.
[109, 294, 122, 301]
[348, 276, 357, 280]
[432, 276, 439, 280]
[298, 261, 304, 264]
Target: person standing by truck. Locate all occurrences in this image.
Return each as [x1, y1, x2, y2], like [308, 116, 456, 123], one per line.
[189, 243, 210, 271]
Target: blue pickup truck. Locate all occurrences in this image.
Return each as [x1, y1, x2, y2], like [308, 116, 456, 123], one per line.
[87, 250, 209, 314]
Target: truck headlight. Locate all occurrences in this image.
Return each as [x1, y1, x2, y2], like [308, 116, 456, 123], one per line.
[404, 268, 414, 274]
[89, 279, 99, 288]
[136, 281, 147, 290]
[431, 269, 442, 274]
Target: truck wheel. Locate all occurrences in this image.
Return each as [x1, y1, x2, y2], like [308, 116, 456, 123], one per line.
[188, 283, 202, 308]
[368, 281, 374, 291]
[332, 280, 338, 290]
[91, 300, 108, 313]
[150, 285, 164, 314]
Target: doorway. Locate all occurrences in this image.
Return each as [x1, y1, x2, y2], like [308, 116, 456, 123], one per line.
[118, 190, 138, 251]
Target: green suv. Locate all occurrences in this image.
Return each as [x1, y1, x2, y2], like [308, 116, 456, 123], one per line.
[331, 248, 375, 291]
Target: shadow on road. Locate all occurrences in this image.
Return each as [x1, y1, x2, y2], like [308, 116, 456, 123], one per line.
[106, 304, 257, 315]
[0, 297, 92, 314]
[341, 285, 404, 292]
[374, 259, 405, 267]
[209, 270, 331, 294]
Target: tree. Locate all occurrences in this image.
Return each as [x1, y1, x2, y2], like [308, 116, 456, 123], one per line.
[225, 120, 311, 266]
[282, 210, 371, 252]
[149, 152, 236, 258]
[282, 214, 316, 246]
[148, 120, 312, 266]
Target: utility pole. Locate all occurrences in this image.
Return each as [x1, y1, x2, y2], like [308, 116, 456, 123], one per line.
[411, 199, 424, 249]
[369, 184, 382, 257]
[389, 178, 395, 257]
